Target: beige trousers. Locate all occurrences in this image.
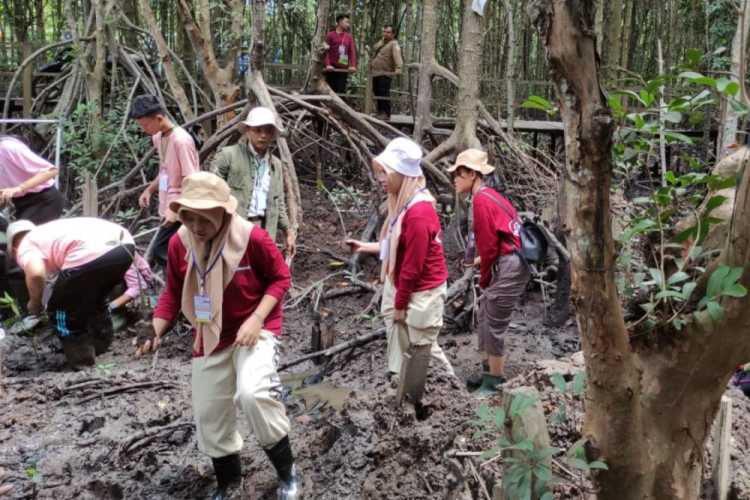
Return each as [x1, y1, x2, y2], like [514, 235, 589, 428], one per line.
[381, 279, 454, 375]
[191, 330, 290, 457]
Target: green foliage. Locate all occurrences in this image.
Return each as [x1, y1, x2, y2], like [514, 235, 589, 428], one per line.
[610, 50, 748, 334]
[0, 291, 20, 320]
[471, 391, 605, 498]
[521, 95, 558, 116]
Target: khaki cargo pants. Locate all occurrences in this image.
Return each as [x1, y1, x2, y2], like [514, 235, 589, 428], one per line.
[381, 279, 454, 376]
[191, 331, 290, 457]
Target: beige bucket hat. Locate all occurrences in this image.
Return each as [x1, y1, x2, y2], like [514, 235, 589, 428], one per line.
[447, 148, 496, 175]
[169, 172, 238, 216]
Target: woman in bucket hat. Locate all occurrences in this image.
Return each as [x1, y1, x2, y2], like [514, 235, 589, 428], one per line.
[448, 149, 529, 396]
[136, 172, 299, 499]
[345, 137, 454, 382]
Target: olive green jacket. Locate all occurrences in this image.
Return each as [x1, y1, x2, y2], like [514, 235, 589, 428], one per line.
[210, 143, 290, 242]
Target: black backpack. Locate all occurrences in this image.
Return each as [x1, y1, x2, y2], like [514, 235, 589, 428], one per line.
[477, 190, 548, 265]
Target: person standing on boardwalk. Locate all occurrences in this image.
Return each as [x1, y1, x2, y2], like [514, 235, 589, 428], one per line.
[130, 95, 200, 269]
[324, 14, 357, 94]
[370, 25, 403, 120]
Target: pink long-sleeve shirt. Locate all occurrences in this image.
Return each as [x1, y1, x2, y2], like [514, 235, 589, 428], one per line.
[0, 137, 56, 194]
[152, 127, 199, 218]
[122, 253, 153, 299]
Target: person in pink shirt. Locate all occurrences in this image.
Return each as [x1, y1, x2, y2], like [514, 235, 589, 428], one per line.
[6, 217, 135, 368]
[130, 95, 200, 269]
[109, 252, 154, 311]
[0, 136, 63, 224]
[324, 14, 357, 94]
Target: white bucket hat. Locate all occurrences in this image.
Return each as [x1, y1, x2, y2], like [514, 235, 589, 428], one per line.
[241, 106, 283, 132]
[7, 220, 36, 258]
[374, 137, 423, 178]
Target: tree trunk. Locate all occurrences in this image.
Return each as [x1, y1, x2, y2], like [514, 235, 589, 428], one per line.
[412, 0, 437, 143]
[528, 1, 750, 498]
[302, 0, 331, 94]
[138, 0, 194, 121]
[718, 0, 750, 159]
[246, 0, 302, 236]
[503, 0, 517, 132]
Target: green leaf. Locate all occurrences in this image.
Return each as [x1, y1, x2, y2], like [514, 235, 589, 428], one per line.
[571, 372, 586, 395]
[648, 267, 664, 287]
[510, 394, 537, 417]
[722, 283, 748, 298]
[620, 218, 657, 242]
[522, 95, 555, 113]
[722, 267, 744, 289]
[567, 457, 591, 470]
[540, 493, 555, 500]
[533, 465, 552, 482]
[608, 94, 624, 115]
[655, 290, 685, 301]
[664, 131, 694, 144]
[663, 111, 682, 123]
[707, 301, 724, 321]
[667, 271, 690, 285]
[681, 281, 697, 300]
[494, 408, 506, 428]
[716, 78, 740, 96]
[707, 266, 731, 298]
[705, 195, 729, 213]
[588, 460, 610, 470]
[550, 373, 567, 393]
[506, 439, 535, 452]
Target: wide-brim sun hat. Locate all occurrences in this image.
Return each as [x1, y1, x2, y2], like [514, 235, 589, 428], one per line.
[374, 137, 424, 177]
[447, 148, 496, 175]
[241, 106, 283, 132]
[169, 172, 239, 216]
[6, 220, 36, 258]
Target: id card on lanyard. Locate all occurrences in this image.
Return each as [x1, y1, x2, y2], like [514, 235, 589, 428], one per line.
[191, 245, 225, 323]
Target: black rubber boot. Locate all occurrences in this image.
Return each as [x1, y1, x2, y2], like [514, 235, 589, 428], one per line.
[211, 454, 242, 500]
[89, 308, 114, 355]
[466, 361, 490, 391]
[265, 436, 299, 499]
[60, 336, 96, 368]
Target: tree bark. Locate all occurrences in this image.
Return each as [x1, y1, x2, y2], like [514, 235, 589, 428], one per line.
[137, 0, 195, 121]
[302, 0, 331, 94]
[176, 0, 243, 125]
[412, 0, 437, 143]
[529, 1, 750, 498]
[718, 0, 750, 159]
[246, 0, 302, 236]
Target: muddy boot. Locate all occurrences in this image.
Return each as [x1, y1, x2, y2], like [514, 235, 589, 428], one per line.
[88, 308, 114, 355]
[265, 436, 299, 500]
[476, 373, 506, 397]
[466, 361, 490, 391]
[60, 336, 96, 369]
[211, 454, 242, 500]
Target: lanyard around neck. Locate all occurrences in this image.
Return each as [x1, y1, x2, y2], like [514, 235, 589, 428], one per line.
[191, 243, 225, 293]
[388, 188, 427, 233]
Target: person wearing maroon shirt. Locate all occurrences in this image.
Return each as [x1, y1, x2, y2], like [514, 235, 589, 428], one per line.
[135, 172, 299, 500]
[346, 137, 454, 383]
[324, 14, 357, 94]
[448, 149, 529, 396]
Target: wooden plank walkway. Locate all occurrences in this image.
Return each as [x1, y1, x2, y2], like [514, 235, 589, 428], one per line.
[387, 114, 564, 133]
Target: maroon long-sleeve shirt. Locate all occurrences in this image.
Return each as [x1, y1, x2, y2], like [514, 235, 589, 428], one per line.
[325, 30, 357, 69]
[154, 227, 291, 357]
[393, 201, 448, 310]
[473, 187, 522, 289]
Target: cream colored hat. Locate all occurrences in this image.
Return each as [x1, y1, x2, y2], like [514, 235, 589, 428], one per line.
[241, 106, 283, 132]
[447, 148, 495, 175]
[169, 172, 238, 216]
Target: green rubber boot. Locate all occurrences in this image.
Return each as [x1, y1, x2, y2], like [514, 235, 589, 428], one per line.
[476, 373, 506, 397]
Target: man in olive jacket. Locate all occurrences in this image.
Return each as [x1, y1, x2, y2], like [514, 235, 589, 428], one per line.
[211, 107, 296, 257]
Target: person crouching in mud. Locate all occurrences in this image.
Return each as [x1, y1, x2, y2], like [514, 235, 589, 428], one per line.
[345, 137, 454, 385]
[136, 172, 299, 499]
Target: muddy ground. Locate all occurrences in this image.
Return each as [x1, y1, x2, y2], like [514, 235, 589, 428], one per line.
[1, 184, 749, 499]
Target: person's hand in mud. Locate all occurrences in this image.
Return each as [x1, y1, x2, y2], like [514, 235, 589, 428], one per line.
[345, 239, 379, 255]
[393, 309, 406, 323]
[235, 312, 263, 348]
[135, 317, 169, 357]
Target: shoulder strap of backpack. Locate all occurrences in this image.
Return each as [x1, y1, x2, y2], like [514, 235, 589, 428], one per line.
[476, 189, 518, 222]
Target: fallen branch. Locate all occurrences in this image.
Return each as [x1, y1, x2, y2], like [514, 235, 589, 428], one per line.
[278, 328, 386, 371]
[75, 380, 182, 404]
